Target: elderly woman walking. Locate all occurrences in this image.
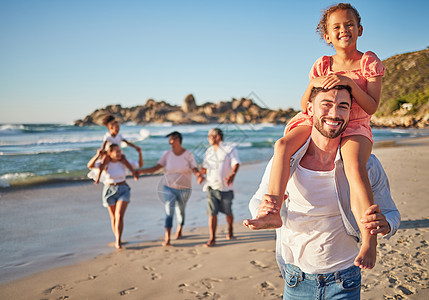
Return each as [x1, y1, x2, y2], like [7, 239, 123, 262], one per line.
[138, 131, 202, 246]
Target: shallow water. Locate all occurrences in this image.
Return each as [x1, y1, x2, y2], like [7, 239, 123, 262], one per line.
[1, 123, 428, 187]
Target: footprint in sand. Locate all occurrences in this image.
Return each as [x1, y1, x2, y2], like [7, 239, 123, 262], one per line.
[188, 278, 222, 290]
[151, 273, 161, 280]
[250, 260, 269, 270]
[200, 278, 222, 289]
[43, 284, 67, 295]
[119, 287, 137, 296]
[258, 281, 282, 299]
[229, 275, 251, 280]
[189, 264, 202, 270]
[249, 248, 274, 253]
[100, 263, 120, 273]
[179, 279, 222, 298]
[142, 265, 155, 271]
[416, 240, 428, 250]
[188, 248, 200, 256]
[396, 284, 415, 296]
[196, 291, 220, 299]
[74, 274, 97, 284]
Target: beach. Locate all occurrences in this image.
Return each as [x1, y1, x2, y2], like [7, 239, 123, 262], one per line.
[0, 137, 428, 299]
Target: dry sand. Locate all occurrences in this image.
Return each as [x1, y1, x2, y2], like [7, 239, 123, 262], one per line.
[0, 137, 428, 299]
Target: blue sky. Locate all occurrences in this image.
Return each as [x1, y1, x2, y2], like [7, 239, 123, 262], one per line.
[1, 0, 428, 123]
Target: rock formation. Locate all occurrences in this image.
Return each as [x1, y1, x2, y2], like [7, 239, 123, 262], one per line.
[74, 94, 297, 126]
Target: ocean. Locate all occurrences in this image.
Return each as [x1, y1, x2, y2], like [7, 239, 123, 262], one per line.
[1, 122, 429, 188]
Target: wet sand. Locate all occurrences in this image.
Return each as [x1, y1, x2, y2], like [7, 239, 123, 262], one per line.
[0, 137, 428, 299]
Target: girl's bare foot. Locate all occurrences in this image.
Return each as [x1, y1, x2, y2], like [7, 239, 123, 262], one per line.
[243, 212, 283, 230]
[175, 231, 183, 239]
[115, 241, 122, 249]
[162, 240, 171, 247]
[354, 240, 377, 269]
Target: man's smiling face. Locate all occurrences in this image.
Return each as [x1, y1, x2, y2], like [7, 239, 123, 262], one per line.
[310, 88, 351, 139]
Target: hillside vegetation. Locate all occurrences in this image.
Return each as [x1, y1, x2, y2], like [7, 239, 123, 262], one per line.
[372, 48, 429, 127]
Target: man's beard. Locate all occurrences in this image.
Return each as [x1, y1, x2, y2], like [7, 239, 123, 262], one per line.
[313, 116, 348, 139]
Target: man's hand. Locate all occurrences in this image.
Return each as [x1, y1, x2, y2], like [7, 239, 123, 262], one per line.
[256, 194, 281, 217]
[224, 173, 236, 186]
[361, 204, 391, 236]
[196, 172, 205, 184]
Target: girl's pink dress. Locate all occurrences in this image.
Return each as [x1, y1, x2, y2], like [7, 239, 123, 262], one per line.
[285, 51, 385, 143]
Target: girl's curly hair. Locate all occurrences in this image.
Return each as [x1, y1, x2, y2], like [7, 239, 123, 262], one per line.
[316, 3, 361, 42]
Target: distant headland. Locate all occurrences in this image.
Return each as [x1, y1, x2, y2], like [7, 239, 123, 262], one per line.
[75, 48, 429, 128]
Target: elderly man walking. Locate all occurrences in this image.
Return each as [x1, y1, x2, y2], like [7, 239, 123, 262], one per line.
[198, 128, 240, 247]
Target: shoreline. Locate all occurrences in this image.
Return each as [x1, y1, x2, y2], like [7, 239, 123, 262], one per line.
[3, 135, 429, 191]
[0, 137, 428, 299]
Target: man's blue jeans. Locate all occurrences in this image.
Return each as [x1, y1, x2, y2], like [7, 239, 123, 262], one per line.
[162, 185, 191, 228]
[283, 264, 361, 300]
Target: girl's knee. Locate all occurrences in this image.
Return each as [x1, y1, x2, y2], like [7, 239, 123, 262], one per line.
[274, 138, 294, 157]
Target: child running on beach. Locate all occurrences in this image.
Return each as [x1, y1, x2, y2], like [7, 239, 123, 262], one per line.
[87, 144, 143, 248]
[95, 114, 142, 184]
[249, 3, 385, 270]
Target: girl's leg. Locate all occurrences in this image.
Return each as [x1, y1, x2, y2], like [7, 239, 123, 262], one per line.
[96, 154, 110, 183]
[107, 204, 117, 240]
[246, 126, 311, 229]
[341, 135, 377, 269]
[114, 200, 128, 249]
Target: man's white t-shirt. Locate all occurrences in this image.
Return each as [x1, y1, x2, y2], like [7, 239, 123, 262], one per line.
[282, 164, 359, 274]
[158, 149, 197, 189]
[203, 142, 240, 192]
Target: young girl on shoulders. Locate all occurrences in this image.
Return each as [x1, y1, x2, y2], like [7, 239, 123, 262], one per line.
[251, 3, 385, 270]
[95, 114, 142, 183]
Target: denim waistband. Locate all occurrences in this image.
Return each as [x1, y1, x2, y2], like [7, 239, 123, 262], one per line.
[285, 264, 360, 284]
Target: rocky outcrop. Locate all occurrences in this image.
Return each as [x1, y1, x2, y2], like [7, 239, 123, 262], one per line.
[182, 94, 197, 113]
[74, 94, 298, 126]
[75, 92, 429, 128]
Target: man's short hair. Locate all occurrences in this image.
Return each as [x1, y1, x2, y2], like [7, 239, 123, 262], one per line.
[310, 85, 352, 102]
[166, 131, 183, 143]
[211, 128, 224, 141]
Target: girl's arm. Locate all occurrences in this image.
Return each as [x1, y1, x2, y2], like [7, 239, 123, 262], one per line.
[123, 139, 142, 152]
[137, 148, 143, 168]
[321, 75, 383, 115]
[300, 77, 327, 112]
